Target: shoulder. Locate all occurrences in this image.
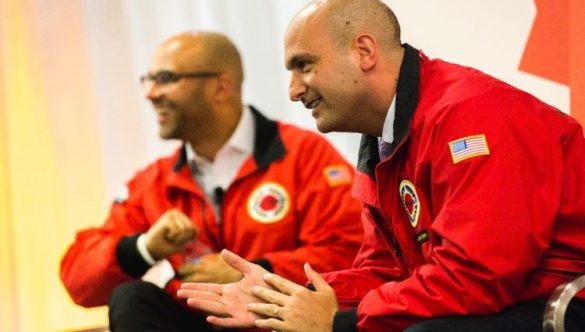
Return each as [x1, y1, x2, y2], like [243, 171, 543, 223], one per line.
[276, 121, 334, 148]
[122, 147, 183, 198]
[418, 58, 555, 131]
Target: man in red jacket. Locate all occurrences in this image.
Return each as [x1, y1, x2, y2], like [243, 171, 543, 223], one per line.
[177, 1, 585, 331]
[59, 31, 363, 331]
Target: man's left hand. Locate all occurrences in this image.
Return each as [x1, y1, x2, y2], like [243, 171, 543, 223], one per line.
[179, 253, 243, 284]
[249, 262, 338, 332]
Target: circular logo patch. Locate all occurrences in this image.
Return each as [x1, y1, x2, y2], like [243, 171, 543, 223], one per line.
[247, 182, 290, 224]
[399, 180, 420, 228]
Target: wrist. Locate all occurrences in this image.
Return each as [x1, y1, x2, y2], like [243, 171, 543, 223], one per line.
[332, 308, 358, 332]
[115, 234, 152, 277]
[137, 233, 158, 264]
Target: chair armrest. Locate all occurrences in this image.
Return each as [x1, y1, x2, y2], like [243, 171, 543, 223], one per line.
[543, 275, 585, 332]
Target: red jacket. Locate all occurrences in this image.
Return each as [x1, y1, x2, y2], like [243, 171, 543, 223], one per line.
[61, 108, 363, 307]
[324, 45, 585, 331]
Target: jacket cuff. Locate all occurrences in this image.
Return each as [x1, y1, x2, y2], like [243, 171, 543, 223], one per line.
[333, 308, 359, 332]
[252, 258, 273, 272]
[116, 233, 152, 277]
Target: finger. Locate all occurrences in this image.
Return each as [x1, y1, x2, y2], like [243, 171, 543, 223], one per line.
[251, 286, 288, 306]
[185, 298, 226, 316]
[169, 211, 190, 235]
[207, 315, 253, 329]
[174, 230, 195, 245]
[198, 252, 218, 263]
[254, 317, 286, 331]
[174, 213, 194, 233]
[221, 249, 253, 274]
[178, 262, 198, 276]
[176, 213, 198, 238]
[165, 209, 192, 233]
[263, 272, 304, 296]
[248, 303, 282, 319]
[180, 282, 223, 294]
[177, 289, 222, 303]
[184, 272, 214, 283]
[304, 262, 330, 291]
[164, 223, 181, 242]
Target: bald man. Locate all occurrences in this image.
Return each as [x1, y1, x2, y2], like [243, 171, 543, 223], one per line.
[178, 1, 585, 332]
[60, 31, 363, 331]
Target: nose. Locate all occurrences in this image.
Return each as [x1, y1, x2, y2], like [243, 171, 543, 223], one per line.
[144, 82, 162, 103]
[288, 72, 307, 102]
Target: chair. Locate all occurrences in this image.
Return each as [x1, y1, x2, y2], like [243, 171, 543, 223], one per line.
[543, 275, 585, 332]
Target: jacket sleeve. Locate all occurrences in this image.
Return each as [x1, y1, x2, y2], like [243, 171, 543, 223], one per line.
[322, 207, 406, 308]
[261, 133, 364, 284]
[321, 206, 406, 332]
[355, 98, 564, 331]
[59, 175, 152, 307]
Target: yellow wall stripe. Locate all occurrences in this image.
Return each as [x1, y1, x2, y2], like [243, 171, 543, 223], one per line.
[0, 0, 108, 330]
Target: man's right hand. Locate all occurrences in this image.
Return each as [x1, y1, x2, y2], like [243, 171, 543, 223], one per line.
[145, 209, 198, 260]
[177, 249, 273, 328]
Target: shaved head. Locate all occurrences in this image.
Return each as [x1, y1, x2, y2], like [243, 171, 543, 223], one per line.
[291, 0, 401, 55]
[159, 31, 244, 89]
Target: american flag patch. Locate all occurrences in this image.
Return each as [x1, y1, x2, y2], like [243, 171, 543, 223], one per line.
[449, 134, 490, 164]
[323, 164, 352, 187]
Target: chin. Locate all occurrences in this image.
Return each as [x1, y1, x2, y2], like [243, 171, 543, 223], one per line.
[314, 108, 343, 133]
[159, 130, 177, 140]
[315, 119, 336, 133]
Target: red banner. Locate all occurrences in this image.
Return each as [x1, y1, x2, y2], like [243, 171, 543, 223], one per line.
[520, 0, 585, 128]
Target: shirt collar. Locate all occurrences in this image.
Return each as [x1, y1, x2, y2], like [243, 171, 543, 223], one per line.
[381, 95, 397, 144]
[225, 105, 254, 155]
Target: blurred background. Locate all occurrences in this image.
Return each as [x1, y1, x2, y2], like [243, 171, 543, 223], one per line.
[1, 0, 583, 331]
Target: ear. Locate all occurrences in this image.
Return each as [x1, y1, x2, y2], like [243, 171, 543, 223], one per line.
[354, 34, 378, 71]
[211, 74, 231, 100]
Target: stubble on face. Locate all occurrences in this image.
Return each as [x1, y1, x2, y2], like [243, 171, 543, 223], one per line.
[312, 67, 362, 134]
[156, 105, 182, 139]
[286, 3, 364, 134]
[149, 37, 214, 142]
[157, 81, 210, 141]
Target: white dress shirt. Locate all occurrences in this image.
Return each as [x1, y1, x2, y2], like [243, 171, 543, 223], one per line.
[381, 95, 397, 145]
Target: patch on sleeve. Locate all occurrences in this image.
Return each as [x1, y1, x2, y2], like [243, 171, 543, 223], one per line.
[114, 185, 129, 203]
[323, 164, 352, 187]
[449, 134, 490, 164]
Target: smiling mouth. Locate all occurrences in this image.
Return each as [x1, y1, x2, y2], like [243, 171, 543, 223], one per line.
[157, 112, 171, 123]
[304, 98, 321, 109]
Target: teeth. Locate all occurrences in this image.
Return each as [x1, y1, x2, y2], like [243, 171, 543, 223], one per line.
[306, 99, 320, 109]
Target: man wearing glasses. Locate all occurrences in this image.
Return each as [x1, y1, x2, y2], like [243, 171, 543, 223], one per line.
[60, 31, 363, 331]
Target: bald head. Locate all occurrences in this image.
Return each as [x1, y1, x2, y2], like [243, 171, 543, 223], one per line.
[157, 31, 244, 89]
[284, 0, 404, 136]
[290, 0, 401, 55]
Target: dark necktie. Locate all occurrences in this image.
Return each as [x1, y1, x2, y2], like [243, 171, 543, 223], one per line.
[378, 138, 392, 160]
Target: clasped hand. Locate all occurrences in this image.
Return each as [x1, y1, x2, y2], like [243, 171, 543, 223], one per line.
[145, 209, 198, 260]
[177, 249, 339, 332]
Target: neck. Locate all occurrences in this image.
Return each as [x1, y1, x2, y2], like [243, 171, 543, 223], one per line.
[365, 47, 404, 137]
[187, 105, 243, 161]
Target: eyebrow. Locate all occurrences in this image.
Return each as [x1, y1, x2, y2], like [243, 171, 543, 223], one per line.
[286, 53, 318, 71]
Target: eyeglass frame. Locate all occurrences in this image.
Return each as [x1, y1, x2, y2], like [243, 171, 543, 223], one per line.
[140, 70, 222, 86]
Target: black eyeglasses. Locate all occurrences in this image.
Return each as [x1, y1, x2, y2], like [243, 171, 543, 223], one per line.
[140, 70, 221, 86]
